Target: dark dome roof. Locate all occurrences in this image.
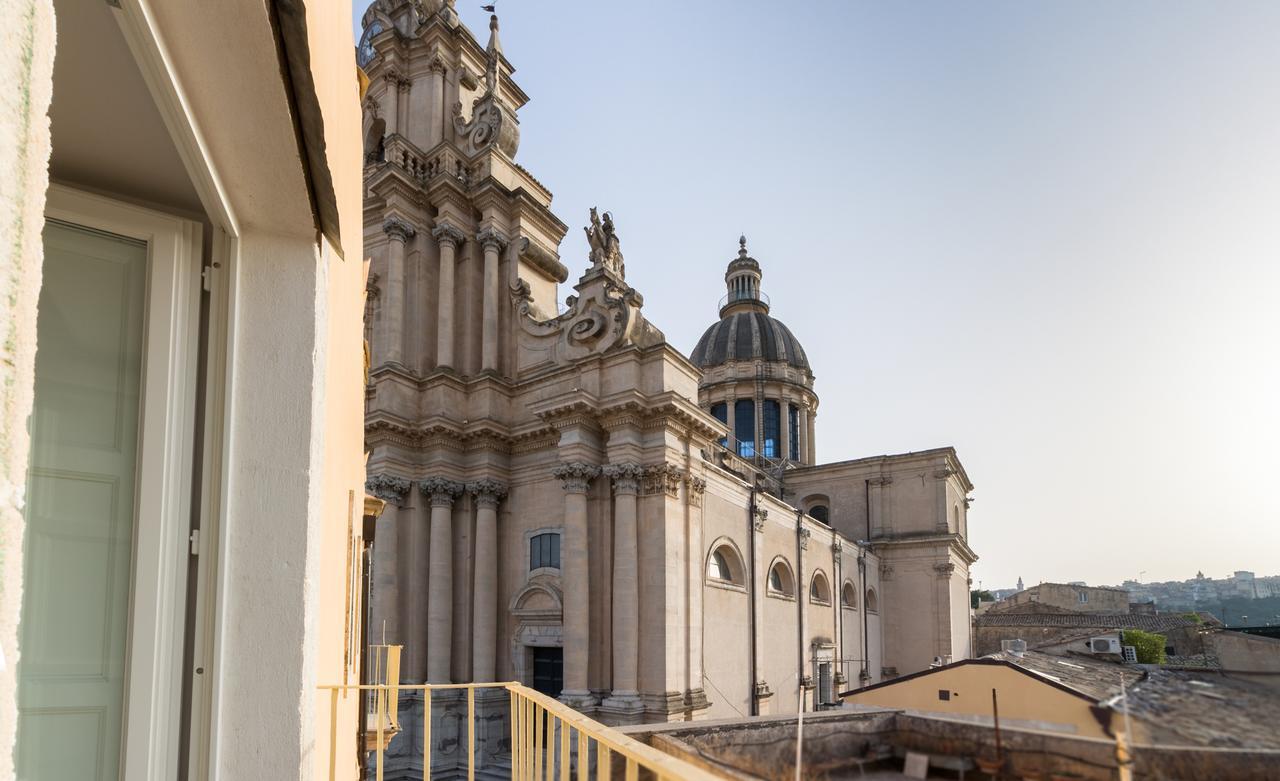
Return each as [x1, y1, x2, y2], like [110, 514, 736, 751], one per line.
[690, 311, 810, 371]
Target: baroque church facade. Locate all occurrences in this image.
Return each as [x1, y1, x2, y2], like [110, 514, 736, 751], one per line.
[359, 0, 977, 734]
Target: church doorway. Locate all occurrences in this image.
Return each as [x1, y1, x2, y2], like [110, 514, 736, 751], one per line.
[531, 647, 564, 697]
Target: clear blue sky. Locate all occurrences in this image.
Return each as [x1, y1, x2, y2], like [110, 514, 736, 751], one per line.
[354, 1, 1280, 589]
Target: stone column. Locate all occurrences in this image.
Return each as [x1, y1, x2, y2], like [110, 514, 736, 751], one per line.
[420, 477, 463, 683]
[475, 227, 508, 374]
[807, 408, 817, 463]
[365, 475, 410, 648]
[402, 490, 432, 682]
[428, 56, 446, 146]
[780, 402, 792, 462]
[868, 476, 891, 537]
[468, 479, 507, 682]
[431, 221, 465, 369]
[552, 462, 600, 709]
[382, 69, 400, 136]
[601, 464, 643, 716]
[724, 396, 735, 451]
[381, 217, 415, 367]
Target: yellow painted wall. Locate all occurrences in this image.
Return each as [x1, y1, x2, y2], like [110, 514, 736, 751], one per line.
[844, 663, 1110, 740]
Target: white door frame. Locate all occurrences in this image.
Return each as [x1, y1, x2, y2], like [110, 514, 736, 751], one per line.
[42, 184, 202, 781]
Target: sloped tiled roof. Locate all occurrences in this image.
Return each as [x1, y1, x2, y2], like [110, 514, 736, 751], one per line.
[977, 612, 1204, 632]
[988, 650, 1143, 701]
[1118, 670, 1280, 749]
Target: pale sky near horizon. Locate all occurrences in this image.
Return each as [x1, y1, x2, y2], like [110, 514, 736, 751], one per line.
[354, 1, 1280, 590]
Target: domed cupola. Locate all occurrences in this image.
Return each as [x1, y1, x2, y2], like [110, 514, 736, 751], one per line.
[690, 237, 819, 466]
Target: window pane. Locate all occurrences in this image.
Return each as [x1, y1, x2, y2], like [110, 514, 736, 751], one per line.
[711, 403, 727, 448]
[19, 222, 147, 781]
[763, 400, 780, 459]
[550, 534, 560, 569]
[734, 399, 755, 458]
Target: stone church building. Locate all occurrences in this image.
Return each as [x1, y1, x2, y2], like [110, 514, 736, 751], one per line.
[359, 0, 977, 731]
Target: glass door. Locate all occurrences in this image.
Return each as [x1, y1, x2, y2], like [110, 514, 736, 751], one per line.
[16, 220, 148, 781]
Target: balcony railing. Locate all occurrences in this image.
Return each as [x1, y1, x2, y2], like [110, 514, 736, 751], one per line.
[318, 681, 721, 781]
[717, 289, 770, 311]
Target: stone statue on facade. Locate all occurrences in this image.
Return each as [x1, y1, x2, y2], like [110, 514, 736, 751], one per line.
[585, 207, 625, 278]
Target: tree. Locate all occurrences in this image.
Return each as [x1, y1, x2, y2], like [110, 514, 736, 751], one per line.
[1122, 629, 1167, 664]
[971, 589, 994, 610]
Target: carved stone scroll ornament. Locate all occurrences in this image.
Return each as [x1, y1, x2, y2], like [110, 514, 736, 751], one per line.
[551, 462, 600, 494]
[365, 474, 411, 504]
[513, 210, 664, 371]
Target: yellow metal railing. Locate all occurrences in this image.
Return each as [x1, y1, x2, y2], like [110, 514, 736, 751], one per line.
[318, 681, 722, 781]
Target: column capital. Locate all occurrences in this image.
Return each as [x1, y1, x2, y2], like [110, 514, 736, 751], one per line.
[383, 216, 417, 243]
[641, 463, 684, 498]
[428, 52, 448, 73]
[467, 478, 508, 508]
[475, 226, 509, 252]
[752, 506, 768, 532]
[365, 473, 411, 504]
[552, 462, 599, 494]
[419, 477, 464, 506]
[934, 562, 957, 579]
[431, 220, 467, 248]
[602, 463, 644, 495]
[798, 527, 812, 550]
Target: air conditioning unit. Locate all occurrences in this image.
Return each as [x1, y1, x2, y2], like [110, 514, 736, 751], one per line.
[1089, 636, 1122, 654]
[1001, 639, 1027, 656]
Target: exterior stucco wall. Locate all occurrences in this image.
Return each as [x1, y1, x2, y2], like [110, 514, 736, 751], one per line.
[1001, 583, 1130, 614]
[0, 2, 55, 778]
[844, 663, 1109, 739]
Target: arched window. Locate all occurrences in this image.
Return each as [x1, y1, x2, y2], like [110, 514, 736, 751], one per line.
[705, 540, 745, 587]
[842, 581, 857, 609]
[529, 532, 560, 572]
[865, 587, 879, 613]
[808, 505, 829, 524]
[810, 571, 831, 604]
[767, 559, 794, 598]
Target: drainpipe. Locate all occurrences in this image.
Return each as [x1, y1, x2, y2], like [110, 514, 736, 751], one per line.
[860, 479, 871, 685]
[796, 509, 806, 712]
[747, 484, 759, 715]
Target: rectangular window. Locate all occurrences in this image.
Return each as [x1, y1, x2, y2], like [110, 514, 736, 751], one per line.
[762, 400, 781, 458]
[788, 404, 800, 461]
[938, 689, 951, 701]
[734, 399, 755, 458]
[530, 532, 561, 571]
[710, 402, 727, 448]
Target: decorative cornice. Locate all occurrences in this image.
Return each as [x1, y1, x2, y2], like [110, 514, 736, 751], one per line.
[419, 477, 464, 507]
[475, 226, 509, 252]
[641, 464, 683, 498]
[431, 220, 467, 248]
[552, 462, 599, 494]
[602, 463, 644, 495]
[467, 478, 508, 509]
[365, 474, 411, 504]
[383, 216, 417, 242]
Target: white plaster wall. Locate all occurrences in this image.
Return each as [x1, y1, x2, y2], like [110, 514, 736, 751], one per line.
[0, 3, 55, 778]
[216, 233, 328, 780]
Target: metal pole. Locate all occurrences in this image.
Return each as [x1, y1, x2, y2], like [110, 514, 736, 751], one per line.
[991, 688, 1003, 778]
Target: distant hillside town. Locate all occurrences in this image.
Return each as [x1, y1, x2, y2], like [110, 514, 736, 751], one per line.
[985, 570, 1280, 627]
